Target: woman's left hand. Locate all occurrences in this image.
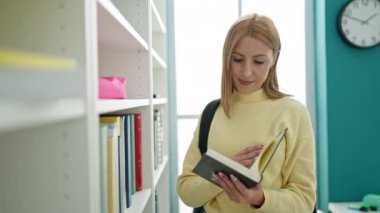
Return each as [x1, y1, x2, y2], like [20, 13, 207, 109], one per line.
[211, 172, 265, 207]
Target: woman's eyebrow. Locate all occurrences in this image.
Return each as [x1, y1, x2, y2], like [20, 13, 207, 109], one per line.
[254, 55, 267, 58]
[232, 52, 267, 58]
[231, 52, 244, 56]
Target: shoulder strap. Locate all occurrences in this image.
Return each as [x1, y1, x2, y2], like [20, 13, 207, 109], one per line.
[199, 99, 220, 155]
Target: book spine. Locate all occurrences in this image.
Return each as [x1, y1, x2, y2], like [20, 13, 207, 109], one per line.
[134, 113, 143, 192]
[99, 124, 108, 213]
[118, 117, 127, 213]
[157, 109, 164, 166]
[105, 123, 119, 213]
[101, 117, 122, 213]
[153, 112, 158, 169]
[123, 116, 132, 208]
[129, 115, 136, 193]
[154, 109, 164, 167]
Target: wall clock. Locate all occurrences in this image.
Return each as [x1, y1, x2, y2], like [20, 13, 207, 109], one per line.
[337, 0, 380, 48]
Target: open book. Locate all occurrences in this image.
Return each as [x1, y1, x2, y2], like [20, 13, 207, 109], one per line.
[192, 128, 288, 188]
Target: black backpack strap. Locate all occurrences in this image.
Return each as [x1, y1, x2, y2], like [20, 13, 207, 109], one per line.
[194, 99, 220, 213]
[199, 99, 220, 155]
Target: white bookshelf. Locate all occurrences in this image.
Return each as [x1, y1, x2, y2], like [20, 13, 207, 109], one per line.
[130, 189, 152, 213]
[0, 0, 170, 212]
[97, 99, 150, 114]
[154, 156, 169, 187]
[0, 99, 85, 133]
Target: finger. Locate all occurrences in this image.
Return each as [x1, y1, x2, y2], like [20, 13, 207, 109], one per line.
[238, 159, 256, 167]
[234, 148, 263, 163]
[213, 173, 246, 203]
[217, 172, 236, 194]
[212, 172, 228, 189]
[236, 145, 264, 159]
[236, 145, 264, 155]
[228, 174, 246, 201]
[211, 173, 222, 187]
[230, 174, 248, 193]
[218, 173, 246, 201]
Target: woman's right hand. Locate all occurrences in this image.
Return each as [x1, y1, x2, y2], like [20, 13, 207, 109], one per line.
[232, 144, 264, 168]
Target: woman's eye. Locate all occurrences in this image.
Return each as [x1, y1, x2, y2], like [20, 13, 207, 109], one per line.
[254, 60, 264, 65]
[232, 58, 243, 63]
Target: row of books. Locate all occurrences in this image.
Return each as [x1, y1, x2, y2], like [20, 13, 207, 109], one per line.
[99, 113, 142, 213]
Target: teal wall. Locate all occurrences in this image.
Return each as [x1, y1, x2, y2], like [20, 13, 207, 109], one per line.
[316, 0, 380, 207]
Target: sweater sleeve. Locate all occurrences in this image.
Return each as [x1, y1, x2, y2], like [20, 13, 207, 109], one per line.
[255, 104, 317, 213]
[176, 117, 223, 208]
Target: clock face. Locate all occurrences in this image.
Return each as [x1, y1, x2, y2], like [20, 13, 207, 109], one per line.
[338, 0, 380, 48]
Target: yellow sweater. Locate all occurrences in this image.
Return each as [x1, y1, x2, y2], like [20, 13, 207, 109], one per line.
[176, 89, 316, 213]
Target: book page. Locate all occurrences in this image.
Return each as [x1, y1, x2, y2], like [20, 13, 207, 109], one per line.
[250, 128, 287, 176]
[207, 149, 261, 181]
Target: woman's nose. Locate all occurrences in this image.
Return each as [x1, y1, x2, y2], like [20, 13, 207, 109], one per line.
[242, 62, 252, 77]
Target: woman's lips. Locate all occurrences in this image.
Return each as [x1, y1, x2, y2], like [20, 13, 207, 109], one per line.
[238, 79, 253, 86]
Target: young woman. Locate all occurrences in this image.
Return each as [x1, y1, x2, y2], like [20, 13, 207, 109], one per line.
[176, 13, 316, 213]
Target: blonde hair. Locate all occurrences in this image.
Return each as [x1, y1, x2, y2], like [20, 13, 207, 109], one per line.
[221, 13, 289, 117]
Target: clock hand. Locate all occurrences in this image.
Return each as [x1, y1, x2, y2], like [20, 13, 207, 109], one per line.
[363, 13, 378, 24]
[343, 14, 365, 24]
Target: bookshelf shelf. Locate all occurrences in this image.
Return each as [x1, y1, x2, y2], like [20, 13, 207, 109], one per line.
[97, 99, 150, 114]
[127, 189, 152, 213]
[154, 156, 169, 187]
[151, 1, 166, 34]
[153, 98, 168, 106]
[0, 99, 85, 133]
[0, 48, 77, 71]
[97, 0, 148, 50]
[152, 49, 167, 69]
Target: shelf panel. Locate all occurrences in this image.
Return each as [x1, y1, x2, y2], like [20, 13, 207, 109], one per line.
[152, 49, 167, 69]
[153, 98, 167, 106]
[127, 188, 152, 213]
[97, 0, 148, 50]
[0, 48, 77, 71]
[97, 99, 150, 114]
[151, 1, 166, 34]
[0, 98, 85, 133]
[154, 156, 168, 187]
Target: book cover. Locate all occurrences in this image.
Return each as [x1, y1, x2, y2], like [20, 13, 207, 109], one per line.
[192, 128, 287, 188]
[156, 109, 164, 166]
[117, 116, 127, 212]
[99, 124, 108, 213]
[153, 116, 159, 170]
[101, 115, 127, 212]
[134, 113, 143, 192]
[153, 109, 164, 169]
[102, 114, 133, 209]
[102, 122, 119, 213]
[123, 115, 132, 208]
[129, 115, 136, 194]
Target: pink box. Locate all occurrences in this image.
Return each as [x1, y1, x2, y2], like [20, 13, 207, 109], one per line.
[98, 77, 127, 99]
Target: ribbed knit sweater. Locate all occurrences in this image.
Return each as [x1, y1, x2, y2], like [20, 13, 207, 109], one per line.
[176, 89, 316, 213]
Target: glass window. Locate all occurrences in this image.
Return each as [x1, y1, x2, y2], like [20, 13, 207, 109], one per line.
[175, 0, 238, 116]
[242, 0, 306, 104]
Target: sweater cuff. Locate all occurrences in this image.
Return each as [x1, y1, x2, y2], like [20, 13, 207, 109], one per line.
[251, 189, 277, 212]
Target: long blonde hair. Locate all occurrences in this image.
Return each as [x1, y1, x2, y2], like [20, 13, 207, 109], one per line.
[221, 13, 288, 117]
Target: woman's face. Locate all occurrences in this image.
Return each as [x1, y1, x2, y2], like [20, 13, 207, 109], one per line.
[230, 35, 276, 94]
